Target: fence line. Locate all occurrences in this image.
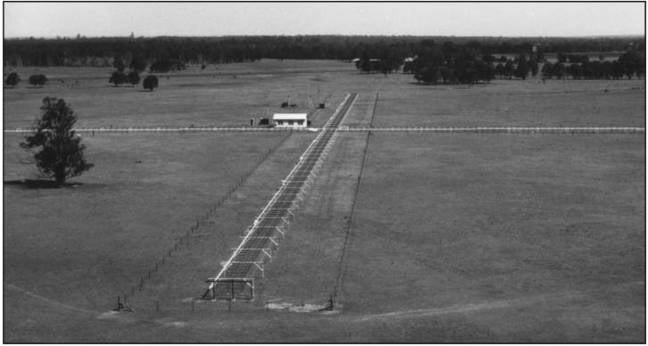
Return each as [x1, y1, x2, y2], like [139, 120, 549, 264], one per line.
[117, 131, 292, 310]
[6, 126, 644, 135]
[4, 127, 316, 134]
[331, 91, 378, 308]
[337, 126, 645, 134]
[202, 93, 357, 301]
[4, 125, 646, 134]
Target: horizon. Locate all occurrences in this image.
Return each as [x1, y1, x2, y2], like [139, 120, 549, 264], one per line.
[4, 34, 647, 40]
[4, 3, 645, 38]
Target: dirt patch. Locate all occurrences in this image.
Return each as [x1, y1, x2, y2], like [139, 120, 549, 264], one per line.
[265, 301, 328, 313]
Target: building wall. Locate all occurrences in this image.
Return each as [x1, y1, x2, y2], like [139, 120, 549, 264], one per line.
[274, 118, 307, 128]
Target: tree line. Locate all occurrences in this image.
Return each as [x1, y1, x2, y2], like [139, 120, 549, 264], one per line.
[5, 72, 47, 87]
[391, 40, 644, 84]
[4, 35, 642, 68]
[541, 50, 644, 80]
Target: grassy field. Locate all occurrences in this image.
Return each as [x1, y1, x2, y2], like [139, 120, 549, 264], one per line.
[372, 74, 645, 127]
[3, 60, 645, 342]
[3, 60, 353, 129]
[340, 133, 644, 342]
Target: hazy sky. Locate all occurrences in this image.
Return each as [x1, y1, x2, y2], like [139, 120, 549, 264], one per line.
[4, 2, 645, 38]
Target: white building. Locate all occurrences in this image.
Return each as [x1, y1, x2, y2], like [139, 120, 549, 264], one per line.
[273, 113, 308, 128]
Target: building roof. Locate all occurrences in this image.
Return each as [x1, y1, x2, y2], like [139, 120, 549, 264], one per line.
[273, 113, 308, 120]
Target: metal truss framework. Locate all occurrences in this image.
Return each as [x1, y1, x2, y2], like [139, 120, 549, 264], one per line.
[203, 92, 358, 301]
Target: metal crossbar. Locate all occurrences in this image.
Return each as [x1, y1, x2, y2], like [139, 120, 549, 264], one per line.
[203, 92, 358, 300]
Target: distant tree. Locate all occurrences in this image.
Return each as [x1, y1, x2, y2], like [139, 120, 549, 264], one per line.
[109, 71, 126, 86]
[150, 60, 170, 73]
[475, 60, 495, 82]
[482, 55, 496, 64]
[439, 66, 454, 84]
[552, 62, 566, 79]
[529, 59, 539, 77]
[143, 75, 159, 91]
[541, 62, 554, 79]
[5, 72, 20, 87]
[495, 63, 505, 77]
[611, 61, 625, 79]
[127, 71, 140, 86]
[150, 58, 185, 73]
[129, 56, 147, 72]
[514, 55, 529, 80]
[113, 56, 125, 72]
[28, 74, 47, 87]
[569, 63, 583, 79]
[20, 97, 93, 186]
[403, 59, 415, 74]
[503, 60, 514, 79]
[618, 50, 642, 79]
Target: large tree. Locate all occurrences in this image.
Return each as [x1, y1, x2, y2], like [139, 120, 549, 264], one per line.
[20, 97, 93, 186]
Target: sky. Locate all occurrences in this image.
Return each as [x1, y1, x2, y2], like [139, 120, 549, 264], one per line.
[3, 2, 645, 38]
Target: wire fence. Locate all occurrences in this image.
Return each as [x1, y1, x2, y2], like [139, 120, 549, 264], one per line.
[202, 93, 357, 301]
[6, 126, 643, 135]
[115, 132, 292, 310]
[4, 126, 317, 134]
[337, 126, 645, 134]
[332, 91, 379, 307]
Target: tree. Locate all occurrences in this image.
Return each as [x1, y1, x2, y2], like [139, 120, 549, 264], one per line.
[503, 60, 514, 79]
[129, 56, 147, 72]
[143, 75, 158, 91]
[414, 66, 439, 84]
[5, 72, 20, 87]
[127, 71, 140, 86]
[541, 62, 554, 79]
[514, 55, 529, 80]
[20, 97, 93, 186]
[552, 62, 566, 79]
[28, 74, 47, 87]
[619, 50, 642, 79]
[529, 59, 539, 77]
[495, 63, 505, 77]
[403, 59, 415, 74]
[109, 71, 126, 86]
[113, 56, 125, 72]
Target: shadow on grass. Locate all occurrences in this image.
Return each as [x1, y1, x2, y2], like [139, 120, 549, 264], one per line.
[4, 179, 84, 189]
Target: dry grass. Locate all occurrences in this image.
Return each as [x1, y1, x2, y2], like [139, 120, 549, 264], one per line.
[3, 60, 645, 342]
[3, 132, 299, 310]
[3, 60, 354, 129]
[340, 133, 644, 342]
[372, 75, 645, 127]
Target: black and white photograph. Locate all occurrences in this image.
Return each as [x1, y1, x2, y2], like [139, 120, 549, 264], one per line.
[2, 1, 646, 343]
